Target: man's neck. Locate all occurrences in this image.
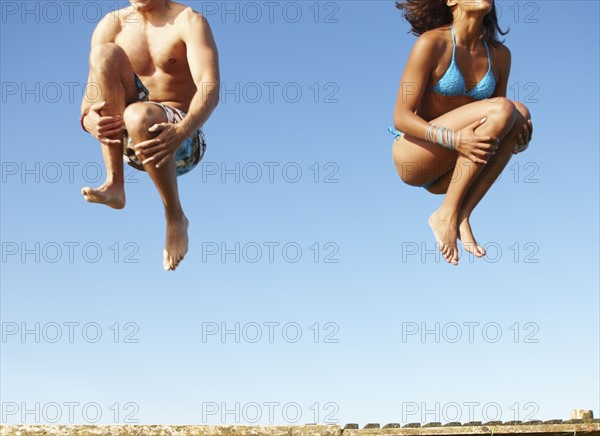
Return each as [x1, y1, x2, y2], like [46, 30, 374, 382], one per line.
[134, 0, 171, 22]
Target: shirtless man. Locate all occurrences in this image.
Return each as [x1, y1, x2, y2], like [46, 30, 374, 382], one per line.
[79, 0, 219, 271]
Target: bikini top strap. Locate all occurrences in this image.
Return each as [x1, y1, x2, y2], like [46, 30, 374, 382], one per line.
[450, 24, 457, 58]
[482, 38, 492, 70]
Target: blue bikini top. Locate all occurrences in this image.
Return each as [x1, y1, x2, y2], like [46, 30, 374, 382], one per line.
[431, 24, 496, 100]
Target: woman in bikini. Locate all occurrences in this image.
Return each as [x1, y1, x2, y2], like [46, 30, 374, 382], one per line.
[391, 0, 533, 265]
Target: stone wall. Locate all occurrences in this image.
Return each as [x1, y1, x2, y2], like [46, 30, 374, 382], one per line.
[2, 420, 600, 436]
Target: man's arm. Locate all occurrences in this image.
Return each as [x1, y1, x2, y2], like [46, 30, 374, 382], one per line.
[80, 12, 121, 118]
[176, 10, 220, 137]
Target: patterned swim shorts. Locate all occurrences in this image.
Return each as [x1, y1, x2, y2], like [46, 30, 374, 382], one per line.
[122, 73, 206, 177]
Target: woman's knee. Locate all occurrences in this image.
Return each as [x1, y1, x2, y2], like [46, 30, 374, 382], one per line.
[90, 43, 127, 71]
[485, 97, 517, 127]
[513, 100, 531, 121]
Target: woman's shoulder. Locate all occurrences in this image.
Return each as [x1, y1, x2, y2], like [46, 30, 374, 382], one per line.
[411, 26, 450, 53]
[412, 25, 456, 56]
[489, 41, 511, 63]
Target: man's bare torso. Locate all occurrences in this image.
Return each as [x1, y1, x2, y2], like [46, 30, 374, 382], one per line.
[111, 2, 197, 112]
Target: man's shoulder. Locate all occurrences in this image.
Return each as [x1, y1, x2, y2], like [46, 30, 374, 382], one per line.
[96, 6, 133, 31]
[168, 3, 210, 28]
[91, 7, 131, 41]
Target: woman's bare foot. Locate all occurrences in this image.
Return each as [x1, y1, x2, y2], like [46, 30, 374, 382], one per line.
[458, 215, 486, 257]
[81, 182, 125, 209]
[163, 214, 189, 271]
[428, 209, 459, 265]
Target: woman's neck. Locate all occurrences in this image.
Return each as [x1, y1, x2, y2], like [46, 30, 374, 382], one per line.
[451, 19, 485, 51]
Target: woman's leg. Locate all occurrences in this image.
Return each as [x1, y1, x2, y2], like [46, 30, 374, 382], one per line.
[392, 97, 517, 264]
[435, 101, 532, 257]
[424, 101, 532, 256]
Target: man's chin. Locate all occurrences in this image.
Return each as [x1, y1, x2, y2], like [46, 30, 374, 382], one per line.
[130, 1, 153, 10]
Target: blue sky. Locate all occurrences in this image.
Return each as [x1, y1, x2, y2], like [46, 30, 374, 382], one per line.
[1, 0, 598, 426]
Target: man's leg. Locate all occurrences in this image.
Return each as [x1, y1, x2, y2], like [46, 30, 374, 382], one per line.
[122, 102, 189, 271]
[81, 43, 139, 209]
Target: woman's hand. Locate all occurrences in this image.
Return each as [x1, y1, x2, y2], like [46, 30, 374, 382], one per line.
[134, 123, 187, 169]
[83, 101, 124, 145]
[513, 118, 533, 154]
[455, 117, 500, 164]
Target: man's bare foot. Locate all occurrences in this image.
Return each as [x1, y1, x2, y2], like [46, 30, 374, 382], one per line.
[428, 209, 459, 265]
[163, 214, 189, 271]
[81, 183, 125, 209]
[458, 215, 486, 257]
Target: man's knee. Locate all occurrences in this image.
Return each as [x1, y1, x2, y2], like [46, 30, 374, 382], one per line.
[123, 103, 163, 136]
[90, 43, 127, 71]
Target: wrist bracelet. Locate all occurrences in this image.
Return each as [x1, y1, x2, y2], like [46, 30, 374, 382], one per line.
[426, 124, 458, 150]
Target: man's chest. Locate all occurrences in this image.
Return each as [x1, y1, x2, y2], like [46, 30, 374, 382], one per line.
[115, 27, 188, 76]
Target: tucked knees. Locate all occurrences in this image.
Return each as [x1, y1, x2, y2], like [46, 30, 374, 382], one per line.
[513, 100, 531, 121]
[485, 97, 518, 132]
[123, 103, 165, 138]
[89, 43, 128, 71]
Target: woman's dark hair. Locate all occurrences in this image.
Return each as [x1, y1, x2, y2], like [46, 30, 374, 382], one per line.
[396, 0, 509, 46]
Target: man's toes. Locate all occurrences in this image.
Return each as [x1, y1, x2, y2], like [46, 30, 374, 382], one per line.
[163, 249, 172, 271]
[174, 252, 185, 268]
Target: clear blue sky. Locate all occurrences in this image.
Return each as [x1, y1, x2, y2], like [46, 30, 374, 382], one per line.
[1, 0, 598, 426]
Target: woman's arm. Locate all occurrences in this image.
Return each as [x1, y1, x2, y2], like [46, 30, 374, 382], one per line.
[489, 44, 511, 98]
[490, 44, 532, 151]
[393, 32, 440, 139]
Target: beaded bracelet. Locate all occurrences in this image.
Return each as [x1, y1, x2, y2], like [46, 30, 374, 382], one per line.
[426, 124, 459, 150]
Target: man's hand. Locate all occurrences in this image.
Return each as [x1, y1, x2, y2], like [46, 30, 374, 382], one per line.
[134, 123, 187, 169]
[83, 101, 124, 145]
[513, 118, 533, 154]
